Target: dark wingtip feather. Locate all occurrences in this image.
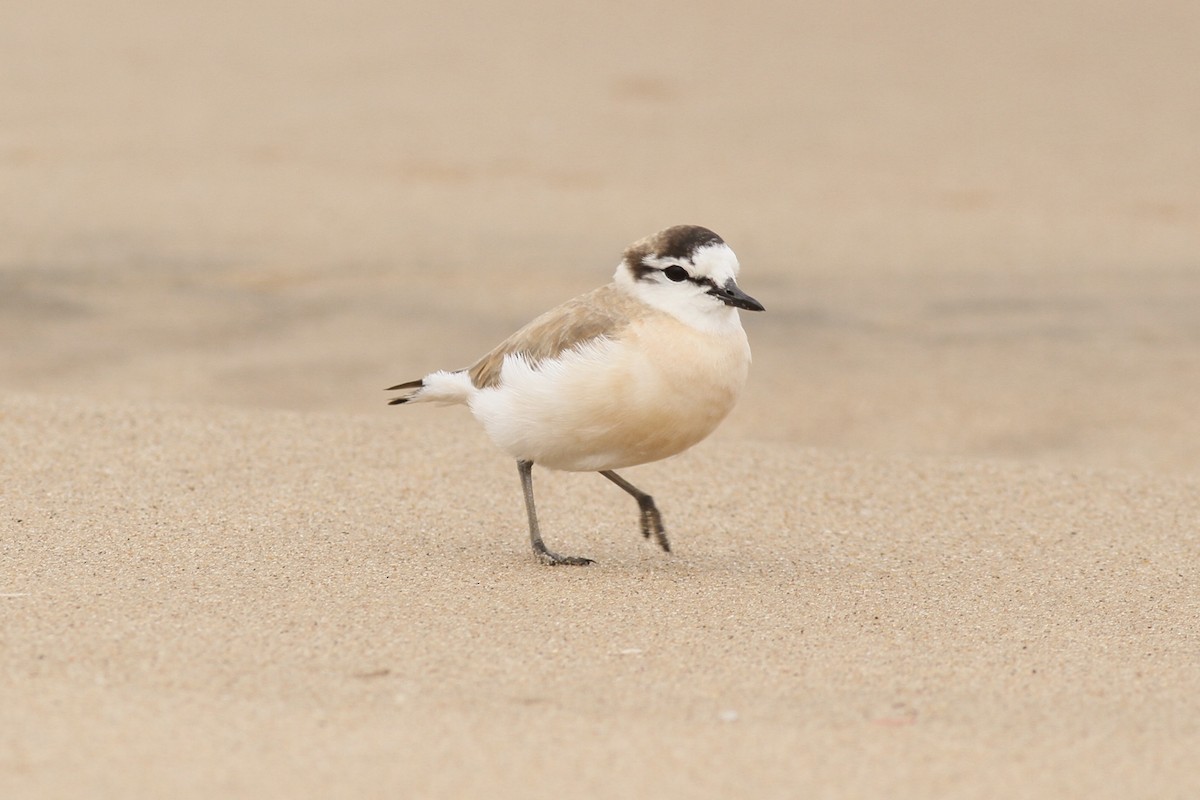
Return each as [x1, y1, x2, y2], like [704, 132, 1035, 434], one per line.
[386, 377, 424, 406]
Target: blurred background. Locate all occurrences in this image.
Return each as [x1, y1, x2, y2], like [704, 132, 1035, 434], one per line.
[2, 0, 1198, 472]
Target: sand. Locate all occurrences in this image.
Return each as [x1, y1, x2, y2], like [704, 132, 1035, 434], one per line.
[3, 1, 1200, 797]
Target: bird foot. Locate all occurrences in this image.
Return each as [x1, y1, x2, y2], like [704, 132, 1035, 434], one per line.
[534, 548, 595, 567]
[638, 500, 670, 553]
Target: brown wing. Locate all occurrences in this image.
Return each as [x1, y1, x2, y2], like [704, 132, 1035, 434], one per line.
[468, 284, 648, 390]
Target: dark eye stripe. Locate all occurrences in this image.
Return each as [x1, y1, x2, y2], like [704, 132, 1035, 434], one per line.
[665, 268, 717, 289]
[629, 259, 718, 290]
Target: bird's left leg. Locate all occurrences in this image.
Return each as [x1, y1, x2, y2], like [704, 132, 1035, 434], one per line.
[519, 460, 595, 566]
[598, 470, 669, 553]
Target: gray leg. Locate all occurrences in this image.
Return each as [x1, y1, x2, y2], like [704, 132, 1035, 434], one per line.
[599, 470, 670, 553]
[517, 460, 594, 566]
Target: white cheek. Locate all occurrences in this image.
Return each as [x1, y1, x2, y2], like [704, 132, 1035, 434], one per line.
[625, 280, 740, 333]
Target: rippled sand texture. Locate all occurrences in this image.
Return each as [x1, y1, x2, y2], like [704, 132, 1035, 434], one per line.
[2, 2, 1198, 798]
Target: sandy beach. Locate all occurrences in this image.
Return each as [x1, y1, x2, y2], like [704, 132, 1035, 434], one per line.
[3, 1, 1199, 797]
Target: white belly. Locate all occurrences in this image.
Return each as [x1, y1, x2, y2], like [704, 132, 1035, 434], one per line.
[468, 316, 751, 471]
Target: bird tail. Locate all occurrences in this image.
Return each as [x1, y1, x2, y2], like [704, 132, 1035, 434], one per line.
[386, 370, 474, 406]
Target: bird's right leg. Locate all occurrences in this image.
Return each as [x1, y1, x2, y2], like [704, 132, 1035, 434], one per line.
[517, 460, 594, 566]
[599, 469, 670, 552]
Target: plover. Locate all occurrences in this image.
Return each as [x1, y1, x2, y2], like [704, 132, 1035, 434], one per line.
[387, 225, 763, 565]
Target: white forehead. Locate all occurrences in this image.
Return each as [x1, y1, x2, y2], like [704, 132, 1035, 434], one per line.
[642, 241, 741, 280]
[689, 242, 740, 280]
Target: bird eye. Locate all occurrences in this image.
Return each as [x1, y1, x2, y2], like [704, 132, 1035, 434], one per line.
[663, 266, 689, 283]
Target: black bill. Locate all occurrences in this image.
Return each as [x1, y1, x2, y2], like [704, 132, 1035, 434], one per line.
[708, 279, 765, 312]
